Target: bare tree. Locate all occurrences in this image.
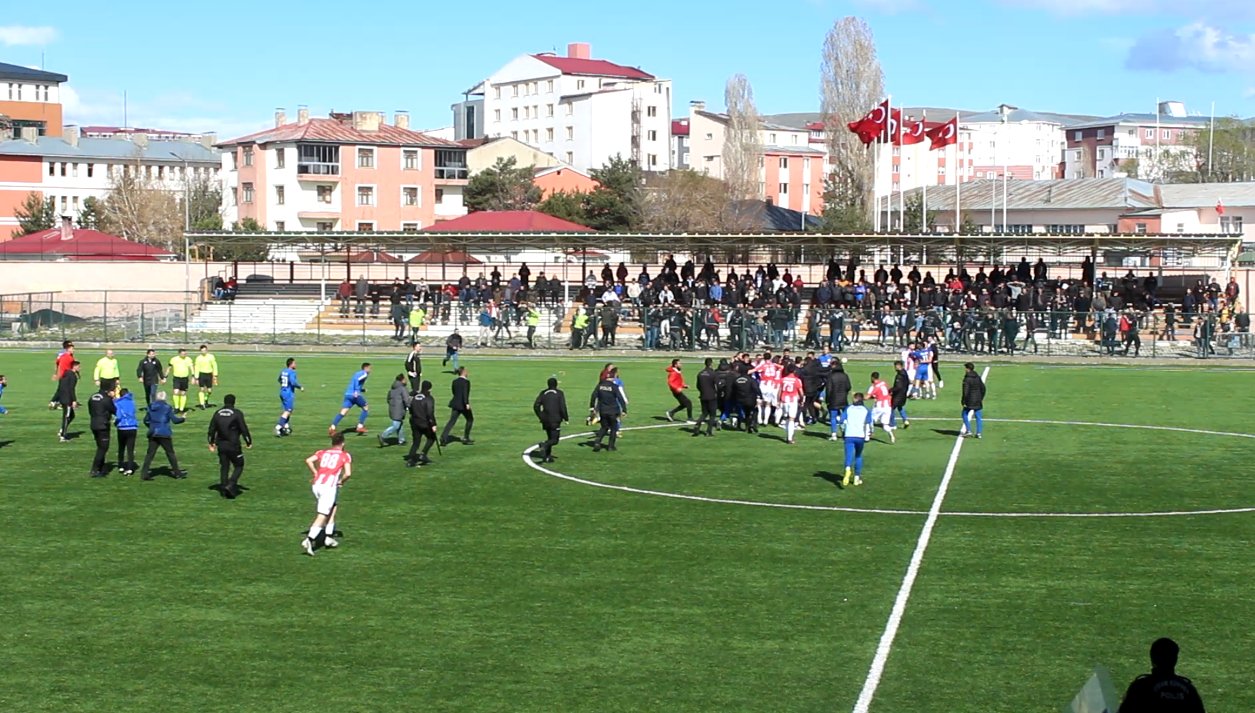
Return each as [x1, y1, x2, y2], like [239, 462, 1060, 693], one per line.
[97, 161, 184, 252]
[642, 169, 760, 233]
[722, 74, 764, 201]
[820, 17, 885, 220]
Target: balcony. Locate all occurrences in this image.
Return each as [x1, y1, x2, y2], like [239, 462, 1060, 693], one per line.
[435, 166, 469, 181]
[434, 149, 469, 184]
[297, 162, 341, 180]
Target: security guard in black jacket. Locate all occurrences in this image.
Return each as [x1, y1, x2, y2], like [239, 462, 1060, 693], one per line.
[208, 394, 252, 498]
[891, 361, 911, 428]
[405, 343, 423, 393]
[440, 367, 474, 446]
[532, 377, 568, 462]
[825, 363, 852, 437]
[715, 359, 737, 426]
[406, 381, 438, 467]
[732, 372, 761, 433]
[589, 368, 627, 452]
[88, 387, 117, 477]
[136, 350, 164, 407]
[693, 358, 719, 437]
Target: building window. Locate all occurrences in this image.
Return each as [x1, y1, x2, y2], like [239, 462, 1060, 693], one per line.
[243, 146, 254, 167]
[646, 106, 657, 117]
[648, 154, 658, 167]
[317, 221, 335, 231]
[1074, 131, 1082, 141]
[1097, 149, 1106, 159]
[276, 148, 285, 169]
[804, 157, 811, 172]
[780, 157, 789, 169]
[511, 84, 519, 97]
[565, 102, 574, 116]
[317, 185, 334, 203]
[403, 149, 419, 170]
[7, 83, 13, 100]
[494, 86, 502, 99]
[403, 186, 419, 207]
[402, 222, 420, 231]
[547, 80, 554, 93]
[61, 196, 68, 212]
[565, 152, 574, 164]
[357, 148, 375, 168]
[1097, 129, 1105, 139]
[275, 221, 285, 231]
[61, 163, 67, 177]
[577, 80, 585, 90]
[566, 127, 574, 140]
[86, 164, 93, 178]
[1222, 217, 1244, 233]
[493, 109, 501, 123]
[276, 185, 285, 205]
[546, 128, 554, 142]
[72, 196, 78, 209]
[705, 133, 713, 140]
[511, 107, 519, 121]
[779, 183, 789, 194]
[158, 166, 165, 180]
[357, 186, 374, 206]
[72, 163, 78, 177]
[803, 182, 810, 196]
[547, 104, 554, 117]
[647, 130, 657, 141]
[242, 182, 254, 203]
[1135, 223, 1147, 234]
[1145, 128, 1154, 138]
[48, 162, 55, 176]
[435, 188, 444, 204]
[357, 222, 375, 232]
[511, 131, 518, 140]
[530, 82, 538, 94]
[297, 144, 340, 175]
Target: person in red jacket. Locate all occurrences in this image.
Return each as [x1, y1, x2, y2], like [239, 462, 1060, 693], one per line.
[664, 359, 693, 422]
[48, 340, 75, 410]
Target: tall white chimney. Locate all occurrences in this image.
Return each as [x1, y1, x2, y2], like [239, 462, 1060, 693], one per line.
[275, 108, 287, 127]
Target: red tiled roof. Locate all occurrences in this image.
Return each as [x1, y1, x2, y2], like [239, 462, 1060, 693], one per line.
[532, 55, 654, 80]
[0, 227, 175, 259]
[349, 250, 402, 263]
[421, 210, 593, 233]
[671, 119, 689, 136]
[408, 249, 483, 265]
[220, 117, 462, 148]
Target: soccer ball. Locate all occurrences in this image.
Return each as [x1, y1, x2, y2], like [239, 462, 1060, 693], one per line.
[841, 357, 849, 364]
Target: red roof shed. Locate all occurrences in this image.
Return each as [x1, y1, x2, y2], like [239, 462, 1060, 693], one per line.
[422, 211, 593, 233]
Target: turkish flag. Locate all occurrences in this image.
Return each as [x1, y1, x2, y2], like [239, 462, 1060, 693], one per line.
[846, 100, 890, 146]
[898, 118, 927, 146]
[878, 108, 903, 144]
[1217, 198, 1225, 215]
[927, 117, 959, 151]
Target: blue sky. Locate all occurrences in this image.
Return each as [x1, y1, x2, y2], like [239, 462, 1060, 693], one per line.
[1, 0, 1252, 138]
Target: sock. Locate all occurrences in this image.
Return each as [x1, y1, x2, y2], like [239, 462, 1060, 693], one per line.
[326, 520, 336, 535]
[332, 413, 344, 426]
[829, 412, 838, 433]
[786, 420, 795, 442]
[307, 526, 322, 540]
[358, 411, 368, 425]
[279, 416, 289, 426]
[199, 391, 207, 406]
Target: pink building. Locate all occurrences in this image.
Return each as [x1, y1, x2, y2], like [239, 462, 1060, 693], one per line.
[219, 109, 469, 232]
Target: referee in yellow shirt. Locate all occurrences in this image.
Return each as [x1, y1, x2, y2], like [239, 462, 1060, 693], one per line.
[93, 349, 120, 393]
[194, 344, 219, 410]
[166, 348, 195, 413]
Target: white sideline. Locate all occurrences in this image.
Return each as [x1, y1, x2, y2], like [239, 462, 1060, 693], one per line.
[851, 365, 989, 713]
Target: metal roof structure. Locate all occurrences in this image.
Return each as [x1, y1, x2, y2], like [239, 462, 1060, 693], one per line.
[885, 178, 1160, 212]
[1159, 183, 1255, 208]
[0, 61, 67, 84]
[0, 135, 221, 162]
[184, 229, 1243, 261]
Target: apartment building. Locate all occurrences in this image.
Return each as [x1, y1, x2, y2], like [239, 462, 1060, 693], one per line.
[0, 125, 220, 235]
[219, 109, 469, 232]
[1063, 102, 1209, 181]
[452, 43, 672, 174]
[685, 103, 825, 215]
[0, 61, 67, 138]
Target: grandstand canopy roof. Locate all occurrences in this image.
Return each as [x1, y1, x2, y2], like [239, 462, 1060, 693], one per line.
[184, 229, 1244, 260]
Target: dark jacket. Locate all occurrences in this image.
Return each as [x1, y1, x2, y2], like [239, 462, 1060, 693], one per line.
[449, 376, 471, 410]
[137, 356, 163, 385]
[1119, 671, 1204, 713]
[589, 379, 626, 416]
[961, 371, 986, 410]
[715, 367, 735, 401]
[825, 369, 852, 409]
[405, 351, 422, 378]
[732, 374, 761, 405]
[88, 391, 116, 431]
[408, 392, 436, 429]
[208, 406, 252, 448]
[387, 380, 412, 421]
[695, 368, 718, 401]
[114, 392, 138, 431]
[533, 388, 568, 426]
[57, 370, 79, 407]
[891, 370, 910, 408]
[446, 333, 463, 350]
[144, 400, 184, 438]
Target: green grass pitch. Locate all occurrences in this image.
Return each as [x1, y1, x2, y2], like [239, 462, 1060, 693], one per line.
[1, 348, 1252, 712]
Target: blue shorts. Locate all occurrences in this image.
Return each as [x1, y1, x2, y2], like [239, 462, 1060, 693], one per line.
[280, 392, 295, 411]
[915, 365, 930, 381]
[341, 395, 367, 410]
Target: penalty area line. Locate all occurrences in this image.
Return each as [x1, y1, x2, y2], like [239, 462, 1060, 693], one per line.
[852, 365, 990, 713]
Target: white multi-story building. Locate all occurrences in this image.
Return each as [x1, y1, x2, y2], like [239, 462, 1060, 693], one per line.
[0, 125, 221, 233]
[452, 43, 672, 174]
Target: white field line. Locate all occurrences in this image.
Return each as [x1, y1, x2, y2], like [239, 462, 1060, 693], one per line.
[851, 365, 989, 713]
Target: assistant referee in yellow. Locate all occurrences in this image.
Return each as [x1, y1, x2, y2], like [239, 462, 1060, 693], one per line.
[195, 344, 219, 410]
[166, 349, 195, 413]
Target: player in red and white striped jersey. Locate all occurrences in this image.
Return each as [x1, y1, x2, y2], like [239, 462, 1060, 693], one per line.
[867, 371, 896, 443]
[778, 366, 804, 444]
[751, 354, 784, 426]
[301, 434, 353, 556]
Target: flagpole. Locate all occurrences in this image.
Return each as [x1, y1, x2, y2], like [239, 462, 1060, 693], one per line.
[1155, 96, 1160, 181]
[920, 109, 927, 234]
[954, 113, 961, 234]
[1208, 101, 1215, 181]
[898, 101, 905, 232]
[882, 94, 892, 232]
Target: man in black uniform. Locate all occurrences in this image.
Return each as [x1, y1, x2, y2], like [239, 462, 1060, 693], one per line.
[692, 358, 719, 437]
[440, 366, 474, 446]
[732, 370, 761, 433]
[589, 367, 627, 452]
[891, 360, 911, 430]
[715, 358, 737, 429]
[208, 394, 252, 499]
[1119, 638, 1205, 713]
[57, 360, 81, 443]
[136, 349, 164, 408]
[406, 380, 438, 467]
[825, 361, 852, 441]
[87, 386, 117, 477]
[532, 377, 568, 462]
[405, 342, 423, 392]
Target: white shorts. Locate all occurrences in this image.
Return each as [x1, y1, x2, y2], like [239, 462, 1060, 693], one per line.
[312, 483, 339, 516]
[760, 383, 779, 405]
[871, 406, 892, 425]
[780, 401, 799, 419]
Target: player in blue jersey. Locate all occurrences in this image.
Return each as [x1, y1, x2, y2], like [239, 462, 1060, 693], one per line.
[841, 393, 874, 487]
[330, 363, 372, 435]
[0, 374, 8, 415]
[276, 358, 304, 437]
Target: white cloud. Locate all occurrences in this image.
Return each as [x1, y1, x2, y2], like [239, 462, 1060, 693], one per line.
[61, 84, 268, 139]
[0, 25, 57, 46]
[998, 0, 1255, 19]
[1126, 22, 1255, 73]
